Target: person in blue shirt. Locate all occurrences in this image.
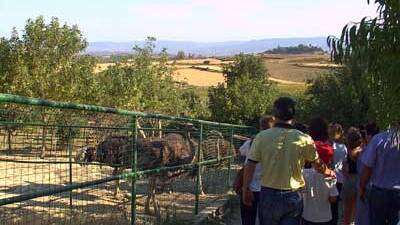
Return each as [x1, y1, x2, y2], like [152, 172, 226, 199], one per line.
[359, 124, 400, 225]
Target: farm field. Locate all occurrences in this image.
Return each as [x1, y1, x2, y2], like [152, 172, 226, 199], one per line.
[95, 53, 337, 88]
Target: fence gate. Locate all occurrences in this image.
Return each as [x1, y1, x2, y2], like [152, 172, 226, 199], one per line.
[0, 94, 255, 225]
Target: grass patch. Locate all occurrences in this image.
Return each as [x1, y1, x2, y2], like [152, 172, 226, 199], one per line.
[276, 83, 307, 96]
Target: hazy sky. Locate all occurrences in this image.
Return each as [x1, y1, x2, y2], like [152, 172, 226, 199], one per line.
[0, 0, 378, 42]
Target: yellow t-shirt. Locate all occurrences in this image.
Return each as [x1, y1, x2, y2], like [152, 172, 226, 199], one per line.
[248, 126, 318, 190]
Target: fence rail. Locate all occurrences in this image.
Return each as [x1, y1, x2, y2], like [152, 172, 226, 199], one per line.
[0, 93, 255, 225]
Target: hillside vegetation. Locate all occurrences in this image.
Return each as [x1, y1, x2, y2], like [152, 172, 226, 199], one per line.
[264, 44, 324, 54]
[3, 0, 397, 130]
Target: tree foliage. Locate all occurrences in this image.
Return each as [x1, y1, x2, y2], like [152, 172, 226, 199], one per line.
[327, 0, 400, 127]
[222, 53, 268, 86]
[264, 44, 324, 54]
[0, 16, 98, 104]
[0, 17, 207, 119]
[97, 37, 207, 117]
[302, 69, 369, 127]
[176, 50, 186, 60]
[209, 54, 276, 125]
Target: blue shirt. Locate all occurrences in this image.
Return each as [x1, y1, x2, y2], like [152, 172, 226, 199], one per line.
[361, 130, 400, 190]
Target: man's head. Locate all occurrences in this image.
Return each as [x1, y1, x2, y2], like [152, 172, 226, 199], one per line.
[365, 122, 379, 143]
[272, 97, 296, 122]
[259, 115, 275, 130]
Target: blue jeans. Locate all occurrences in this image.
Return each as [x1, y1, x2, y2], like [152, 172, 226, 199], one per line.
[369, 186, 400, 225]
[240, 192, 260, 225]
[258, 187, 303, 225]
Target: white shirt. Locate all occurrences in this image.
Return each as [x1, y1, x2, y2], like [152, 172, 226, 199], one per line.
[302, 168, 339, 223]
[239, 139, 262, 192]
[332, 142, 348, 184]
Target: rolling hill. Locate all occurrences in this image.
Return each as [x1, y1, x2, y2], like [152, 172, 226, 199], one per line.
[87, 37, 328, 56]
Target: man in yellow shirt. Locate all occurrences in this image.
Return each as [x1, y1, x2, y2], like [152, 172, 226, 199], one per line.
[242, 97, 334, 225]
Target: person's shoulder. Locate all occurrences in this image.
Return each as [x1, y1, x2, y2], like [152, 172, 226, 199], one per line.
[256, 128, 276, 137]
[375, 130, 390, 140]
[370, 130, 390, 146]
[290, 129, 313, 142]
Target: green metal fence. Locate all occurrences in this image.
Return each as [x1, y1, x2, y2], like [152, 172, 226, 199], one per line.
[0, 94, 255, 225]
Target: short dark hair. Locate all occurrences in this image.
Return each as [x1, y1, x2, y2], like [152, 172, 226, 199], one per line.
[294, 122, 308, 134]
[365, 122, 380, 137]
[346, 127, 363, 150]
[272, 97, 296, 121]
[309, 117, 329, 141]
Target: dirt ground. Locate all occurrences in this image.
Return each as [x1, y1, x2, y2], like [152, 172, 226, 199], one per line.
[0, 148, 236, 225]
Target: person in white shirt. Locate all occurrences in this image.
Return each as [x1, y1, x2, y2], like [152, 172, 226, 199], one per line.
[328, 123, 347, 225]
[238, 115, 275, 225]
[302, 162, 339, 225]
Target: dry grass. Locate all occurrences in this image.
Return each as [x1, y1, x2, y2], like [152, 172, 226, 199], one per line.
[93, 54, 337, 95]
[263, 54, 331, 83]
[174, 69, 225, 87]
[169, 59, 232, 65]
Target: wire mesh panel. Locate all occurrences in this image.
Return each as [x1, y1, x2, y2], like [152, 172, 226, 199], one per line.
[0, 94, 255, 225]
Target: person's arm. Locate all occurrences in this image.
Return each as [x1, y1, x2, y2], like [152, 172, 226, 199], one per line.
[242, 134, 261, 206]
[239, 140, 252, 156]
[359, 135, 379, 200]
[359, 166, 372, 200]
[242, 161, 257, 206]
[311, 158, 335, 177]
[303, 137, 335, 177]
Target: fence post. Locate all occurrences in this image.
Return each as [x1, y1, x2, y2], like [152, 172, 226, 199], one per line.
[227, 127, 234, 192]
[194, 123, 203, 215]
[131, 116, 138, 225]
[67, 130, 73, 215]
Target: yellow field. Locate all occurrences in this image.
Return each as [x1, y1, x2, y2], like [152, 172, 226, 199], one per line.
[174, 68, 225, 86]
[95, 53, 336, 88]
[262, 54, 332, 82]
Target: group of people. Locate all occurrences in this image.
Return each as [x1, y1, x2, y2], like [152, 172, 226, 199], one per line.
[234, 97, 400, 225]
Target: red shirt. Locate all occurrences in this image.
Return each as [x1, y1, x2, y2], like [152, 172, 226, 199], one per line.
[315, 141, 334, 165]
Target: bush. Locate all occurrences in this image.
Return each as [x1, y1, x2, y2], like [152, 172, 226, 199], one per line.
[208, 54, 276, 126]
[301, 69, 370, 127]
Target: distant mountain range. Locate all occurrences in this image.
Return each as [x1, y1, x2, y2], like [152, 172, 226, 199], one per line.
[86, 37, 328, 56]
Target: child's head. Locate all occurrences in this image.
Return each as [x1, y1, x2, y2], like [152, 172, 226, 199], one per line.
[259, 115, 275, 131]
[329, 122, 344, 142]
[346, 127, 363, 150]
[309, 117, 329, 141]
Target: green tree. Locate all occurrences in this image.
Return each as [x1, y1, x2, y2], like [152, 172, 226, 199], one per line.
[0, 16, 98, 103]
[0, 16, 98, 157]
[209, 54, 276, 125]
[98, 37, 205, 117]
[222, 53, 268, 86]
[302, 69, 369, 127]
[327, 0, 400, 128]
[176, 50, 186, 60]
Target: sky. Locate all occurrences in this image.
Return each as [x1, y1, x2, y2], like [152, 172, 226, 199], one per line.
[0, 0, 378, 42]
